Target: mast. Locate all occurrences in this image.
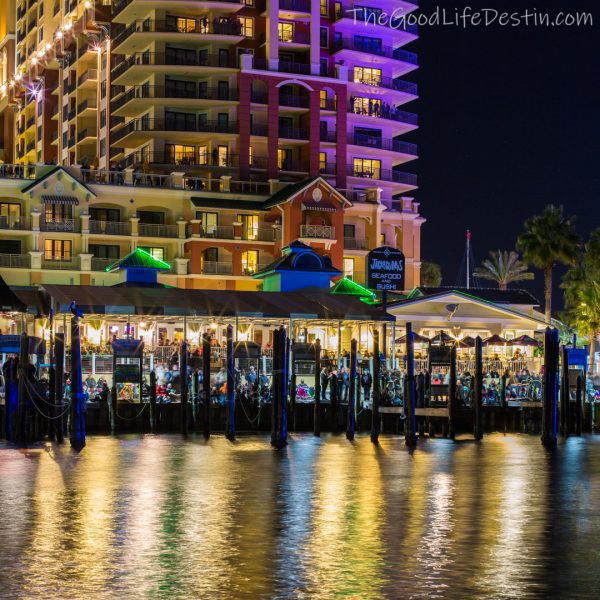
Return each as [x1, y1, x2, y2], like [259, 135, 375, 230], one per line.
[466, 229, 471, 290]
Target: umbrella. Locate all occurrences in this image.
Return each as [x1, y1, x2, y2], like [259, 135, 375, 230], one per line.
[430, 331, 455, 345]
[459, 336, 476, 348]
[509, 334, 540, 347]
[483, 334, 508, 345]
[395, 332, 430, 344]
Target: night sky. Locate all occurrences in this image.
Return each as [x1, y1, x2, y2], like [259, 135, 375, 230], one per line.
[407, 0, 599, 304]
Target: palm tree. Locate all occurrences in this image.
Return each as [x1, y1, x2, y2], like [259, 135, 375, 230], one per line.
[562, 228, 600, 374]
[474, 250, 534, 290]
[517, 205, 579, 323]
[421, 261, 442, 287]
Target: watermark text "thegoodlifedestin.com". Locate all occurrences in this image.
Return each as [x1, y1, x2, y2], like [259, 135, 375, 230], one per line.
[348, 6, 594, 29]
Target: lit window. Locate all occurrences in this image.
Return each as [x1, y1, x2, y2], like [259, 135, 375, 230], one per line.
[380, 233, 386, 245]
[319, 152, 327, 171]
[351, 96, 381, 116]
[139, 247, 164, 261]
[44, 239, 72, 261]
[218, 145, 229, 167]
[238, 16, 254, 38]
[239, 214, 259, 241]
[353, 157, 381, 179]
[198, 145, 208, 165]
[320, 0, 328, 16]
[353, 66, 382, 86]
[242, 0, 255, 5]
[278, 22, 294, 43]
[197, 212, 218, 235]
[175, 17, 196, 33]
[343, 257, 355, 279]
[165, 144, 195, 164]
[249, 145, 253, 166]
[277, 148, 292, 169]
[241, 250, 259, 274]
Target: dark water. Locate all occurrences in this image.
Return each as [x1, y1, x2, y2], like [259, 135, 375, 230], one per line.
[1, 434, 600, 599]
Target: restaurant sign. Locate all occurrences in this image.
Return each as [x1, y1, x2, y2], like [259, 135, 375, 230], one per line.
[367, 246, 405, 291]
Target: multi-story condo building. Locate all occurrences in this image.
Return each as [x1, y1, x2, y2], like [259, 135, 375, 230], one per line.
[0, 1, 16, 162]
[1, 0, 423, 291]
[0, 164, 423, 289]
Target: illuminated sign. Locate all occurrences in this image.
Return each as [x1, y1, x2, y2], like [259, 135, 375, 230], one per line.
[367, 246, 405, 291]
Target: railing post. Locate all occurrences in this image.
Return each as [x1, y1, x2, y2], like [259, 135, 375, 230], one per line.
[541, 328, 559, 449]
[16, 332, 29, 446]
[290, 342, 297, 432]
[226, 324, 235, 441]
[347, 338, 357, 440]
[54, 333, 64, 443]
[271, 328, 280, 446]
[405, 323, 417, 447]
[575, 375, 583, 436]
[560, 346, 570, 437]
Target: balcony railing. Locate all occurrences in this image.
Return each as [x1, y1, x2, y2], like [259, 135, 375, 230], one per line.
[138, 222, 179, 238]
[332, 38, 418, 65]
[347, 166, 417, 186]
[344, 237, 368, 250]
[42, 256, 80, 270]
[112, 20, 244, 48]
[243, 228, 276, 242]
[300, 224, 335, 239]
[89, 220, 132, 236]
[279, 0, 311, 12]
[0, 215, 29, 230]
[111, 85, 239, 112]
[41, 218, 79, 232]
[111, 51, 238, 80]
[113, 0, 242, 16]
[199, 226, 234, 239]
[112, 118, 239, 143]
[348, 103, 418, 126]
[91, 257, 116, 271]
[349, 74, 418, 95]
[77, 98, 97, 114]
[277, 29, 310, 44]
[0, 254, 31, 269]
[202, 261, 233, 275]
[350, 134, 418, 155]
[0, 164, 38, 179]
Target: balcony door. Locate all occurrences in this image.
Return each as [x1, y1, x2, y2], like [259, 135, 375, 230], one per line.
[239, 214, 259, 240]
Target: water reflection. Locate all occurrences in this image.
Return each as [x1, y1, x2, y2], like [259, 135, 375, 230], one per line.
[1, 434, 600, 598]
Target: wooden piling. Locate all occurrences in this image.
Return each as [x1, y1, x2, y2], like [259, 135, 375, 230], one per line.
[149, 370, 157, 433]
[575, 375, 583, 436]
[271, 328, 280, 446]
[448, 345, 457, 440]
[290, 342, 297, 432]
[405, 323, 417, 447]
[330, 369, 339, 433]
[16, 332, 28, 446]
[202, 332, 211, 438]
[371, 329, 380, 443]
[474, 336, 483, 440]
[274, 327, 288, 448]
[180, 341, 188, 435]
[541, 328, 559, 450]
[226, 324, 235, 441]
[69, 316, 86, 450]
[560, 346, 570, 437]
[417, 371, 425, 437]
[314, 339, 321, 436]
[347, 338, 357, 440]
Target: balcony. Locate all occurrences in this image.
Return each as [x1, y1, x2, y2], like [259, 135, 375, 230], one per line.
[91, 257, 116, 271]
[300, 224, 335, 239]
[202, 261, 233, 275]
[348, 104, 418, 127]
[89, 220, 132, 236]
[112, 0, 243, 17]
[349, 74, 418, 96]
[243, 228, 276, 242]
[279, 126, 309, 140]
[138, 222, 179, 238]
[344, 237, 368, 250]
[349, 134, 418, 155]
[0, 164, 38, 179]
[332, 38, 418, 65]
[112, 20, 245, 51]
[111, 85, 239, 114]
[347, 165, 417, 186]
[77, 98, 97, 115]
[111, 118, 239, 145]
[42, 256, 80, 270]
[41, 218, 79, 233]
[279, 0, 311, 12]
[78, 69, 98, 87]
[277, 29, 310, 45]
[0, 254, 31, 269]
[111, 51, 238, 83]
[0, 215, 29, 230]
[199, 226, 234, 240]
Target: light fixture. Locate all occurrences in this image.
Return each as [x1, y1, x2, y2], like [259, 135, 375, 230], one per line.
[210, 322, 218, 329]
[56, 30, 63, 39]
[31, 58, 37, 65]
[84, 0, 91, 7]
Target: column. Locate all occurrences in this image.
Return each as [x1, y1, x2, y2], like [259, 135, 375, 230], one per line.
[335, 84, 347, 190]
[309, 89, 321, 177]
[267, 80, 280, 180]
[238, 73, 252, 180]
[266, 0, 280, 70]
